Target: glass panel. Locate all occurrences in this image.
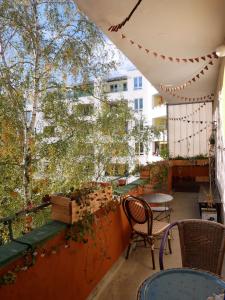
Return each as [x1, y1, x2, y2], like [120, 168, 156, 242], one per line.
[134, 77, 137, 89]
[139, 98, 143, 110]
[139, 76, 142, 88]
[140, 142, 144, 154]
[134, 99, 138, 110]
[135, 143, 139, 154]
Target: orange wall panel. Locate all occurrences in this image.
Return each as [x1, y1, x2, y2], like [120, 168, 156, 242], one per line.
[0, 205, 130, 300]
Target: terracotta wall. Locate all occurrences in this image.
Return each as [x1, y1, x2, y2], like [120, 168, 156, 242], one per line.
[0, 204, 130, 300]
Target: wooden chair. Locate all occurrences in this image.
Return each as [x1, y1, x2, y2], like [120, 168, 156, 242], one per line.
[122, 195, 171, 269]
[159, 219, 225, 275]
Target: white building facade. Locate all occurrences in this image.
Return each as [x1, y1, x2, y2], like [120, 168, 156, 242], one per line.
[77, 69, 167, 172]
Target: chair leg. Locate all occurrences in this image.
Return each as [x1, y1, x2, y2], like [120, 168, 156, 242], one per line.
[126, 232, 133, 259]
[144, 237, 147, 247]
[168, 233, 172, 254]
[150, 240, 156, 270]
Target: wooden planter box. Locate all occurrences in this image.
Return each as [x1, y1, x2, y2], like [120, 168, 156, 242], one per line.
[50, 186, 112, 224]
[170, 159, 208, 167]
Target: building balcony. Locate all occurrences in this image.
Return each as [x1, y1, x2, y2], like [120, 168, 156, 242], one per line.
[151, 105, 166, 118]
[0, 161, 223, 300]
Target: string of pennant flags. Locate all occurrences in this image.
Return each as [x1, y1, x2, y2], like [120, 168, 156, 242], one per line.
[174, 124, 211, 144]
[167, 92, 214, 103]
[160, 60, 215, 92]
[119, 33, 218, 63]
[169, 118, 215, 125]
[169, 103, 206, 120]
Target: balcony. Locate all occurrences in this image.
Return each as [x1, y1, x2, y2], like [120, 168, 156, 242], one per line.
[0, 1, 224, 300]
[0, 160, 223, 300]
[151, 104, 167, 119]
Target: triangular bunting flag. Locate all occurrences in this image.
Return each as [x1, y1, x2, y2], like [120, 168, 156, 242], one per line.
[201, 56, 206, 61]
[196, 74, 200, 79]
[189, 58, 194, 63]
[176, 58, 180, 62]
[207, 54, 212, 59]
[209, 61, 213, 65]
[204, 66, 208, 70]
[161, 55, 166, 60]
[213, 52, 218, 58]
[153, 52, 158, 57]
[195, 58, 199, 62]
[121, 34, 126, 39]
[138, 44, 142, 49]
[130, 40, 134, 44]
[200, 70, 204, 75]
[145, 49, 150, 53]
[182, 59, 187, 63]
[168, 57, 173, 61]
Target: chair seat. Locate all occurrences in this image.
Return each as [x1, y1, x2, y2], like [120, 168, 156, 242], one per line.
[134, 220, 170, 236]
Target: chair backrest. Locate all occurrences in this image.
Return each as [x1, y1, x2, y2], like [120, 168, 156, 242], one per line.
[122, 195, 153, 235]
[178, 219, 225, 275]
[159, 219, 225, 275]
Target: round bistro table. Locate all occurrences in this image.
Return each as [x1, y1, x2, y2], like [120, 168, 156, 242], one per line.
[137, 268, 225, 300]
[139, 193, 173, 221]
[139, 193, 173, 204]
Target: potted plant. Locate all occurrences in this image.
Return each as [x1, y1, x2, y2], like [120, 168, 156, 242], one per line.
[209, 134, 215, 145]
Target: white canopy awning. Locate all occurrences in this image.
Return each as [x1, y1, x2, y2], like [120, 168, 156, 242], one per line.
[75, 0, 225, 103]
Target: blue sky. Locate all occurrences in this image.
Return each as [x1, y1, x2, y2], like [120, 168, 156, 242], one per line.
[104, 38, 135, 77]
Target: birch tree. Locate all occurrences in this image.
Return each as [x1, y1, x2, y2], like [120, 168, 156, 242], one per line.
[0, 0, 158, 218]
[0, 0, 115, 213]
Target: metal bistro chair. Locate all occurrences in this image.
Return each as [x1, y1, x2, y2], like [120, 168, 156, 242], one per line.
[122, 195, 172, 269]
[159, 219, 225, 276]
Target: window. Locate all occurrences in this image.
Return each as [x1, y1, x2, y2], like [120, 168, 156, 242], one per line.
[134, 76, 142, 89]
[66, 90, 73, 99]
[105, 163, 128, 176]
[134, 98, 143, 112]
[139, 119, 144, 131]
[123, 82, 127, 91]
[25, 111, 32, 124]
[135, 119, 144, 131]
[77, 104, 94, 116]
[74, 84, 94, 98]
[135, 142, 144, 155]
[110, 84, 118, 93]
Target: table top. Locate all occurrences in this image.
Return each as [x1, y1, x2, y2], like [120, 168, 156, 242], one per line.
[137, 268, 225, 300]
[139, 193, 173, 204]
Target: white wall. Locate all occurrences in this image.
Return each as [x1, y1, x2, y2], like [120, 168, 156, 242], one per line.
[168, 102, 212, 157]
[72, 69, 166, 168]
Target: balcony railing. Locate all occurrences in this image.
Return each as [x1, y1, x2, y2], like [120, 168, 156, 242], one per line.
[0, 201, 51, 246]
